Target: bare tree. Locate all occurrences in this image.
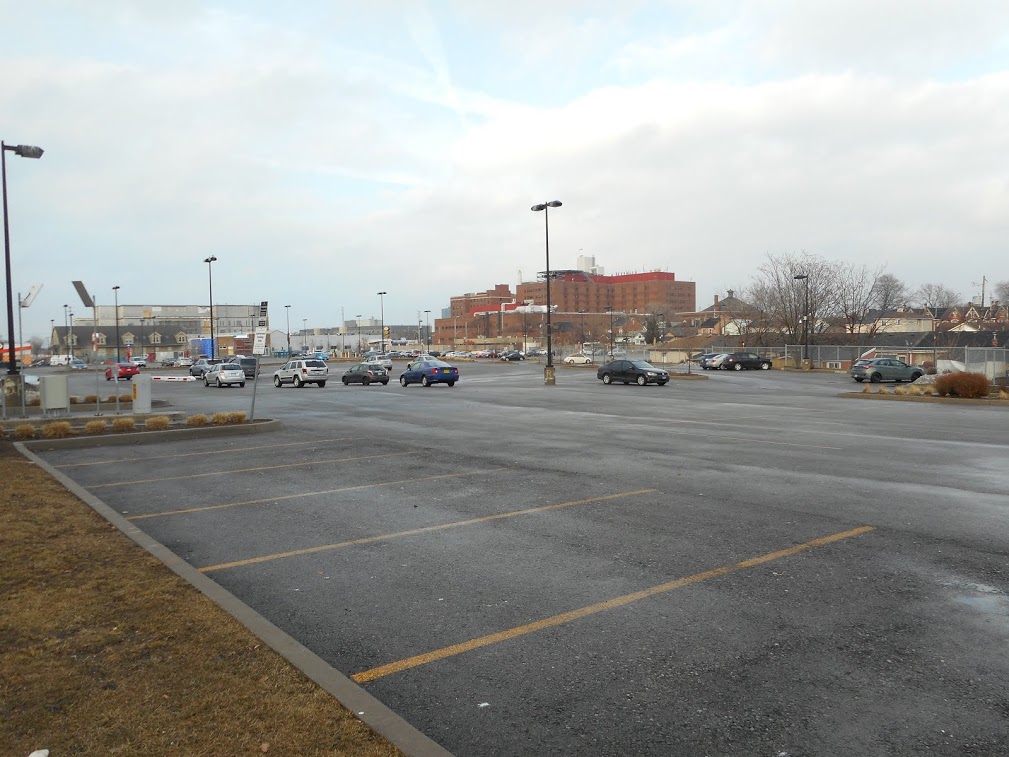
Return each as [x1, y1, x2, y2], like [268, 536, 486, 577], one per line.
[871, 273, 909, 311]
[836, 262, 885, 334]
[747, 251, 839, 340]
[914, 283, 960, 311]
[993, 280, 1009, 305]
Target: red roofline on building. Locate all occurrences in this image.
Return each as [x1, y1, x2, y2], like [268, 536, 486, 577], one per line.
[553, 271, 677, 284]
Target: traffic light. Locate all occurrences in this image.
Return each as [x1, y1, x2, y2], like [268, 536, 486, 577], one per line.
[383, 326, 390, 338]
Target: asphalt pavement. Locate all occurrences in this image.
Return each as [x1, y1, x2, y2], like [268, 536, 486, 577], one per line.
[34, 359, 1009, 756]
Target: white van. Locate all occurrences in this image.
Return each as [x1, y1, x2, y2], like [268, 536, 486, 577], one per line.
[49, 354, 74, 366]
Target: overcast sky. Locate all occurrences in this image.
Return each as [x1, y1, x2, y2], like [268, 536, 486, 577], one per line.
[3, 0, 1009, 342]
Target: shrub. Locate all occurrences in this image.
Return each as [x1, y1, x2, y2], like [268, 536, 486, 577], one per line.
[908, 384, 925, 397]
[211, 412, 231, 426]
[42, 421, 73, 439]
[877, 386, 890, 395]
[83, 395, 99, 404]
[145, 416, 172, 431]
[225, 411, 247, 424]
[1000, 389, 1009, 401]
[13, 424, 36, 440]
[934, 372, 991, 399]
[111, 417, 136, 432]
[27, 396, 41, 407]
[861, 384, 873, 394]
[186, 414, 209, 427]
[893, 385, 908, 395]
[83, 420, 109, 434]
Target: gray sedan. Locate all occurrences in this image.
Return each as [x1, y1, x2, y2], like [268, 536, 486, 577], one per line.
[204, 362, 246, 387]
[851, 358, 924, 383]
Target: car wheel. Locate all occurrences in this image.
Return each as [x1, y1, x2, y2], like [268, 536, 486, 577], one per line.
[447, 381, 455, 387]
[421, 376, 430, 387]
[734, 363, 743, 371]
[342, 377, 349, 385]
[273, 376, 282, 387]
[636, 375, 647, 386]
[293, 376, 303, 387]
[106, 375, 111, 381]
[602, 374, 612, 384]
[760, 362, 770, 370]
[204, 377, 210, 386]
[381, 380, 389, 385]
[217, 377, 223, 387]
[854, 377, 864, 383]
[239, 382, 245, 388]
[657, 381, 667, 386]
[362, 377, 370, 386]
[870, 373, 882, 383]
[399, 375, 407, 386]
[911, 372, 923, 381]
[318, 381, 326, 388]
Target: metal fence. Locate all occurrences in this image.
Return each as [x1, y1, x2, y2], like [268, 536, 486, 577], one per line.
[782, 345, 1008, 379]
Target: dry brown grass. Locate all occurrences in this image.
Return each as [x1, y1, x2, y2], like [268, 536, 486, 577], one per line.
[186, 414, 209, 427]
[893, 385, 908, 396]
[13, 424, 36, 440]
[0, 442, 401, 756]
[83, 420, 109, 434]
[211, 412, 232, 426]
[1000, 389, 1009, 401]
[111, 417, 136, 432]
[226, 411, 247, 424]
[144, 415, 172, 431]
[41, 421, 74, 439]
[861, 384, 873, 393]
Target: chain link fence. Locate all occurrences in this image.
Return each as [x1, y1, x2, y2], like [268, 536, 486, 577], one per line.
[781, 345, 1008, 379]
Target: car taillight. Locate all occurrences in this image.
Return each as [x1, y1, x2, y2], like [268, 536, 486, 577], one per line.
[302, 367, 307, 373]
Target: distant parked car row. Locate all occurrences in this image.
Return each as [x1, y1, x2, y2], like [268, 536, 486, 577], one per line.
[699, 352, 772, 371]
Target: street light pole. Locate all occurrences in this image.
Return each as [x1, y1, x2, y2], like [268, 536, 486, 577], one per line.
[355, 315, 362, 354]
[69, 311, 74, 358]
[112, 285, 121, 362]
[285, 305, 291, 356]
[302, 318, 308, 352]
[531, 200, 562, 384]
[203, 256, 217, 359]
[2, 141, 44, 374]
[424, 310, 431, 352]
[605, 305, 614, 359]
[63, 305, 69, 357]
[794, 274, 809, 367]
[377, 291, 387, 353]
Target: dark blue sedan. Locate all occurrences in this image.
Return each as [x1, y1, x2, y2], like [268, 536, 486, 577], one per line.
[399, 359, 459, 388]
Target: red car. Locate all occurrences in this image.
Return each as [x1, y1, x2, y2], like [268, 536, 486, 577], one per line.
[106, 362, 140, 381]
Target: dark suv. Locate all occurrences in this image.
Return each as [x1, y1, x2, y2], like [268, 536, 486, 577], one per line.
[227, 356, 258, 379]
[721, 352, 772, 371]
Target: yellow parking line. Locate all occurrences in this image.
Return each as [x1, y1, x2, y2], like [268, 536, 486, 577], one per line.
[199, 489, 656, 573]
[53, 438, 355, 468]
[351, 525, 876, 683]
[128, 467, 513, 521]
[90, 451, 419, 489]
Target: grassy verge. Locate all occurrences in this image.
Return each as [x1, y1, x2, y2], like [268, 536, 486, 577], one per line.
[0, 441, 401, 756]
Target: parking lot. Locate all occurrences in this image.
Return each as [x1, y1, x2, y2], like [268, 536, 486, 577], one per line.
[36, 360, 1009, 755]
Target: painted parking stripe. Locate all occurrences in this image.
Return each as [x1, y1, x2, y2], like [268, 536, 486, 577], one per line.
[89, 451, 419, 489]
[53, 438, 355, 468]
[199, 489, 657, 573]
[127, 467, 514, 521]
[351, 525, 876, 683]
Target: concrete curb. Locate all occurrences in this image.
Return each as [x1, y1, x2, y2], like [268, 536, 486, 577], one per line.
[838, 392, 1009, 407]
[20, 418, 284, 451]
[14, 441, 453, 757]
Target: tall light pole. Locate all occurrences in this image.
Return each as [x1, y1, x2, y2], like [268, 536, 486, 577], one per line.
[377, 291, 387, 353]
[112, 285, 121, 362]
[794, 273, 809, 367]
[302, 318, 308, 352]
[531, 200, 562, 385]
[605, 305, 614, 359]
[284, 305, 292, 356]
[424, 310, 431, 352]
[49, 318, 54, 352]
[2, 141, 44, 374]
[68, 311, 74, 358]
[203, 256, 217, 359]
[63, 305, 69, 357]
[355, 315, 362, 354]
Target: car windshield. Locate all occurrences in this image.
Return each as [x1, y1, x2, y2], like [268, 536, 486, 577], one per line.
[305, 360, 326, 368]
[630, 361, 660, 370]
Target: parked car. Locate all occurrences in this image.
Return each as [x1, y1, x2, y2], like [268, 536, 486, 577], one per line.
[106, 362, 139, 381]
[596, 359, 669, 386]
[177, 356, 193, 367]
[399, 358, 459, 387]
[341, 363, 390, 386]
[309, 351, 330, 361]
[189, 358, 222, 377]
[850, 357, 924, 383]
[69, 358, 88, 370]
[227, 356, 258, 379]
[500, 351, 525, 361]
[160, 357, 177, 367]
[721, 352, 773, 371]
[364, 354, 394, 370]
[563, 354, 593, 365]
[130, 356, 147, 368]
[204, 362, 246, 388]
[273, 358, 329, 387]
[699, 353, 727, 370]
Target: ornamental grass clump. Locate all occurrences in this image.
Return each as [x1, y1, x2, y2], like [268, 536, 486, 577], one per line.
[908, 384, 926, 397]
[934, 372, 991, 399]
[145, 416, 172, 431]
[893, 385, 909, 396]
[27, 396, 40, 407]
[1000, 389, 1009, 401]
[861, 384, 874, 394]
[211, 412, 231, 426]
[13, 424, 36, 440]
[83, 420, 109, 434]
[111, 417, 136, 432]
[186, 414, 209, 427]
[42, 421, 74, 439]
[877, 386, 890, 395]
[225, 411, 247, 424]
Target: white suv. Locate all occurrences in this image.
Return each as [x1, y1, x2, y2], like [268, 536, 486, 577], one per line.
[130, 356, 147, 368]
[273, 359, 329, 388]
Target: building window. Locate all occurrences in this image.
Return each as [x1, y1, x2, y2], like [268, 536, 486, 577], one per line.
[97, 333, 107, 345]
[151, 332, 162, 345]
[177, 333, 188, 344]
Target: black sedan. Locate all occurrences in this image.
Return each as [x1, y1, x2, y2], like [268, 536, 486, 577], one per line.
[341, 363, 390, 386]
[596, 359, 669, 386]
[721, 352, 772, 371]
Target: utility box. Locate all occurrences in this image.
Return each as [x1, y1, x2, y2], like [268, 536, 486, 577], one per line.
[38, 375, 70, 416]
[132, 374, 152, 414]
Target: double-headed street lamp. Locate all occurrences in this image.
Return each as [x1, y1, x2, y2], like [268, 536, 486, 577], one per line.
[112, 285, 121, 362]
[794, 273, 810, 367]
[531, 200, 562, 384]
[2, 141, 44, 374]
[203, 256, 217, 359]
[377, 291, 387, 353]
